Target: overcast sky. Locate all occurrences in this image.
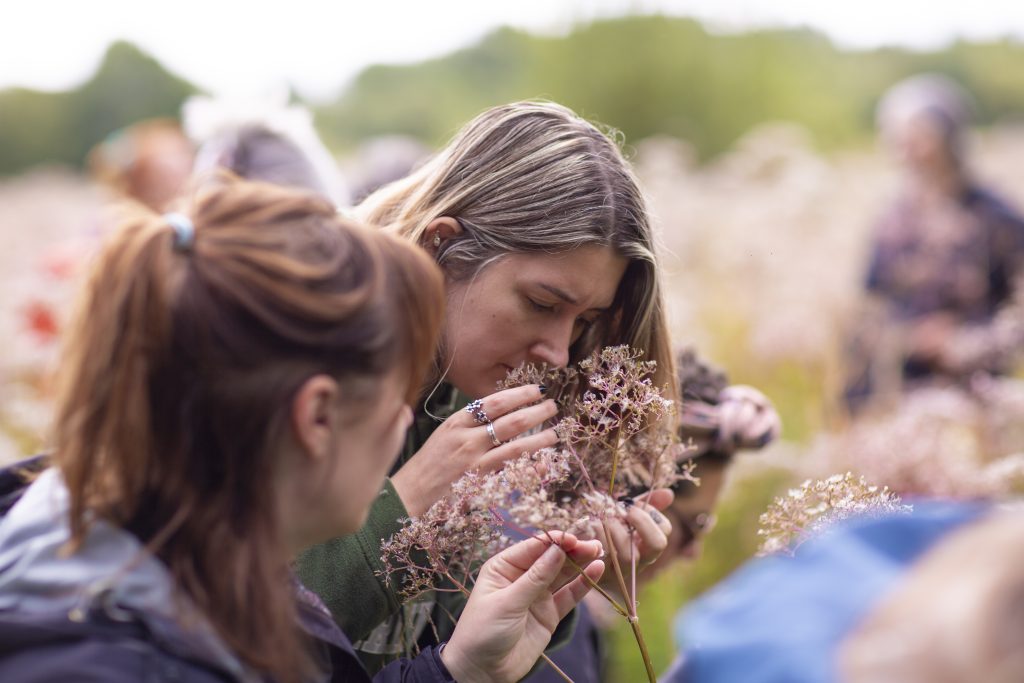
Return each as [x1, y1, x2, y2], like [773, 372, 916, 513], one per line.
[4, 0, 1023, 100]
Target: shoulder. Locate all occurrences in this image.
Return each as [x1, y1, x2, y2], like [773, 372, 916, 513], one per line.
[0, 454, 50, 517]
[965, 185, 1024, 231]
[0, 621, 231, 683]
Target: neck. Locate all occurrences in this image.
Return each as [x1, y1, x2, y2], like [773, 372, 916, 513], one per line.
[909, 159, 966, 200]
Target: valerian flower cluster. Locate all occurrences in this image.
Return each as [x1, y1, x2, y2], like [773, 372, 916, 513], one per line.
[380, 345, 691, 602]
[757, 472, 911, 556]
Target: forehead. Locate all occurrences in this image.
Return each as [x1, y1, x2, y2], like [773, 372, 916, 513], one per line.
[494, 245, 628, 306]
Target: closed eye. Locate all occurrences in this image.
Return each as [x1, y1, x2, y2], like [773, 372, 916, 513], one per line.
[527, 298, 556, 313]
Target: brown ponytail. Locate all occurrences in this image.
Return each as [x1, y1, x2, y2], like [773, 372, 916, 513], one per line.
[54, 177, 444, 682]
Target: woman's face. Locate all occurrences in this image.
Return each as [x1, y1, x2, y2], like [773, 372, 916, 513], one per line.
[329, 371, 413, 533]
[889, 113, 952, 174]
[441, 245, 628, 399]
[278, 369, 414, 554]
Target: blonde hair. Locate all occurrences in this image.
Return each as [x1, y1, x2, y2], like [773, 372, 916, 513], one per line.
[358, 100, 676, 399]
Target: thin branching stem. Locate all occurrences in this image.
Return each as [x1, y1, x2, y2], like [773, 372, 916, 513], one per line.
[601, 519, 657, 683]
[538, 654, 575, 683]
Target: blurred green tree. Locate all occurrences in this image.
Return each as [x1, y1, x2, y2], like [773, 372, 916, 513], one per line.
[0, 41, 197, 176]
[3, 18, 1024, 176]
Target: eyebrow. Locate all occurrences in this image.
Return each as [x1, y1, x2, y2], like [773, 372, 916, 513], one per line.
[539, 284, 579, 305]
[538, 283, 612, 311]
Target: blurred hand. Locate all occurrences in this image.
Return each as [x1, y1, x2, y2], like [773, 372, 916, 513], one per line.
[442, 533, 604, 683]
[392, 385, 559, 516]
[906, 312, 958, 366]
[715, 385, 782, 451]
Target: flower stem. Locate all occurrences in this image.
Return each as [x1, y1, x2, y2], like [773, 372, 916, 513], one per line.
[539, 653, 575, 683]
[608, 435, 623, 495]
[629, 616, 658, 683]
[561, 551, 628, 617]
[601, 520, 657, 683]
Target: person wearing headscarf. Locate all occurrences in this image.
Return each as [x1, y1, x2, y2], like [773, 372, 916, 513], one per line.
[844, 74, 1024, 413]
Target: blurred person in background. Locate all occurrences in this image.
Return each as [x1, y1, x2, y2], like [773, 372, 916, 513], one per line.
[528, 349, 781, 683]
[343, 135, 431, 205]
[184, 94, 350, 206]
[88, 118, 194, 211]
[843, 74, 1024, 414]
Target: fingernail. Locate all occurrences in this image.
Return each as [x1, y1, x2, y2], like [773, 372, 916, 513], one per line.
[538, 384, 548, 394]
[618, 496, 635, 508]
[649, 509, 663, 524]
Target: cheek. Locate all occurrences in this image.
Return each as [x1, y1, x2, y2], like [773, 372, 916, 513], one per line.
[446, 300, 529, 368]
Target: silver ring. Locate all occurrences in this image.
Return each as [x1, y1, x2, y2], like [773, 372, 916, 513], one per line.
[464, 399, 490, 425]
[486, 422, 503, 447]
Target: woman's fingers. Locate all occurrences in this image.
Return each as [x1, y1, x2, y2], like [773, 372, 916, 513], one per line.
[628, 503, 673, 553]
[549, 537, 604, 591]
[637, 487, 674, 512]
[601, 517, 634, 561]
[591, 496, 672, 572]
[551, 560, 604, 621]
[497, 535, 603, 615]
[487, 399, 558, 442]
[460, 384, 548, 426]
[478, 427, 560, 472]
[717, 384, 781, 449]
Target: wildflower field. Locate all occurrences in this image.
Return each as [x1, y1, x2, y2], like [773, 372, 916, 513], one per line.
[3, 124, 1023, 677]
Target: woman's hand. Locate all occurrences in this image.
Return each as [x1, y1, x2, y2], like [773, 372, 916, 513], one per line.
[714, 385, 782, 451]
[392, 385, 559, 516]
[441, 533, 605, 683]
[593, 488, 675, 595]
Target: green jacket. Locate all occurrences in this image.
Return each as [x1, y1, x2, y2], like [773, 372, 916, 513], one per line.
[295, 384, 577, 674]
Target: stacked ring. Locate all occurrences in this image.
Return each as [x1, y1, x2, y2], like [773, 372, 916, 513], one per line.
[464, 399, 490, 425]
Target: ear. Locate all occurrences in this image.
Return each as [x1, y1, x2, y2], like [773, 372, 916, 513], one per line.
[422, 217, 463, 256]
[290, 374, 341, 462]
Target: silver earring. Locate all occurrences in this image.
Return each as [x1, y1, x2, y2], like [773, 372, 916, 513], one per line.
[433, 235, 441, 248]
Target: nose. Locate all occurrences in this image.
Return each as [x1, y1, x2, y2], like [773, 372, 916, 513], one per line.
[527, 319, 573, 368]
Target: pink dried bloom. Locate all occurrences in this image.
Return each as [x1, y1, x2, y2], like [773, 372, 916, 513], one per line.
[757, 472, 910, 556]
[381, 345, 687, 601]
[498, 362, 580, 411]
[381, 447, 581, 600]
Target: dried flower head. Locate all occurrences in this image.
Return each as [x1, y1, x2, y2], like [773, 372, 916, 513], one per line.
[381, 345, 689, 601]
[757, 472, 911, 556]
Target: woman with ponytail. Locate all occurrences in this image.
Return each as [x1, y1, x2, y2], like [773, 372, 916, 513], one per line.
[0, 177, 603, 682]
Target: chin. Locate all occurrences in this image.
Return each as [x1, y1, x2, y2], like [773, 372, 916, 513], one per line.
[338, 509, 368, 537]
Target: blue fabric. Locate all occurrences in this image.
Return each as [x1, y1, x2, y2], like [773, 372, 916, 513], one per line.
[668, 501, 987, 683]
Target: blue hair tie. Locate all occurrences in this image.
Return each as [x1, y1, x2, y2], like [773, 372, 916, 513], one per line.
[164, 212, 195, 252]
